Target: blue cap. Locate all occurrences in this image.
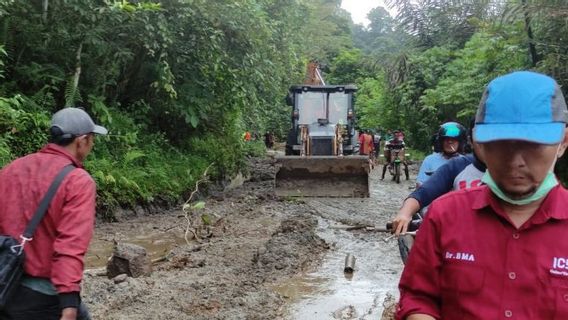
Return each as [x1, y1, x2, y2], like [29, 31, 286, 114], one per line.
[474, 71, 568, 144]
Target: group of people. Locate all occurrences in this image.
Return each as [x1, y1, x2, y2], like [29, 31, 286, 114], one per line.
[2, 70, 568, 319]
[243, 130, 274, 149]
[358, 129, 409, 178]
[392, 71, 568, 319]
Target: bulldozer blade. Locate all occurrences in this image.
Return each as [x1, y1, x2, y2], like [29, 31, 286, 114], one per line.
[274, 156, 370, 197]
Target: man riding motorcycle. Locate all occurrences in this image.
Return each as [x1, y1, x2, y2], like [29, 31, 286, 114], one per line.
[381, 130, 409, 180]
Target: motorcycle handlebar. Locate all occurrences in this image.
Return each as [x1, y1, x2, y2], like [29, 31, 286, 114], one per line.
[386, 220, 421, 232]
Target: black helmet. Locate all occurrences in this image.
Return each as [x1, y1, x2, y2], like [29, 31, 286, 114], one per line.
[436, 122, 467, 153]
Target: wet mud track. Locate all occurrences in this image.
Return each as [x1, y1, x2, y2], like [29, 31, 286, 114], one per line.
[82, 158, 415, 319]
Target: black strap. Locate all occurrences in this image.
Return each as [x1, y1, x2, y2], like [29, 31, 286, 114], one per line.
[22, 164, 76, 239]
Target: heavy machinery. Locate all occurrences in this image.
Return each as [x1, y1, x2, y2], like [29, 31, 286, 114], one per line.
[274, 61, 370, 197]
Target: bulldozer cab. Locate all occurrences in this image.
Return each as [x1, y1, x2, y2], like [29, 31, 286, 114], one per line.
[296, 90, 349, 126]
[286, 85, 357, 156]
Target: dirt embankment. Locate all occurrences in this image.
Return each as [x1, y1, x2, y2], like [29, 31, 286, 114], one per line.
[83, 157, 331, 319]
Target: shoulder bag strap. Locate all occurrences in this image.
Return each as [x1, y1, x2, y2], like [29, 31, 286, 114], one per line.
[22, 164, 76, 240]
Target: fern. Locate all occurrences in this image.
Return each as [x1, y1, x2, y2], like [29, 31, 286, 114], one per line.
[64, 75, 82, 107]
[123, 149, 146, 165]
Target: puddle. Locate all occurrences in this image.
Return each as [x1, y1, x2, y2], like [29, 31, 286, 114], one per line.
[274, 168, 409, 319]
[274, 217, 403, 319]
[85, 227, 187, 269]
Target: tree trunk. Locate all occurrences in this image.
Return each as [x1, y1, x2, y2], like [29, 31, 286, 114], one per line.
[66, 42, 83, 107]
[521, 0, 538, 67]
[42, 0, 48, 24]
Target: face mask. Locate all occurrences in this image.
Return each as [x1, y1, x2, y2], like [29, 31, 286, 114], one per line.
[482, 171, 557, 206]
[481, 144, 562, 205]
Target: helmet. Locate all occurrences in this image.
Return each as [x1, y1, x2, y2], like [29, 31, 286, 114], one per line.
[438, 122, 466, 139]
[436, 122, 467, 154]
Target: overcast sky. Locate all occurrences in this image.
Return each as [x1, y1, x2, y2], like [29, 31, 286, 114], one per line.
[340, 0, 389, 27]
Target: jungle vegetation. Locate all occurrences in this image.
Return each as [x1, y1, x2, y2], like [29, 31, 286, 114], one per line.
[1, 0, 567, 218]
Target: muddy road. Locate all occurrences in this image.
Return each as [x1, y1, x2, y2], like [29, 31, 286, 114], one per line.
[82, 156, 416, 319]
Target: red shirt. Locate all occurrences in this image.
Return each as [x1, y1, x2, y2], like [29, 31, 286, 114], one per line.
[0, 144, 96, 294]
[397, 185, 568, 320]
[359, 133, 374, 155]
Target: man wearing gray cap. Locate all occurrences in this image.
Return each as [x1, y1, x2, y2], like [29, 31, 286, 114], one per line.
[0, 108, 107, 320]
[396, 71, 568, 319]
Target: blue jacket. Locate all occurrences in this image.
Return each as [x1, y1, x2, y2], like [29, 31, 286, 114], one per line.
[416, 153, 462, 185]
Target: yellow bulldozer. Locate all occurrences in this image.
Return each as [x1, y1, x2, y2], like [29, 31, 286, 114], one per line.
[274, 61, 370, 197]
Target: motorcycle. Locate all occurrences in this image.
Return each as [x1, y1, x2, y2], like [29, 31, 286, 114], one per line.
[386, 215, 422, 264]
[387, 149, 409, 183]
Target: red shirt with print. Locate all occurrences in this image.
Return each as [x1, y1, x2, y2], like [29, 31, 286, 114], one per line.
[397, 184, 568, 320]
[0, 144, 96, 295]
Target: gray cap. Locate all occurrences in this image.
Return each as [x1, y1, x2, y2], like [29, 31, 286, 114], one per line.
[51, 107, 108, 136]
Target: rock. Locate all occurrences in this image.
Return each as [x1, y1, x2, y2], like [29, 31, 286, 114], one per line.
[112, 274, 128, 284]
[333, 305, 358, 319]
[380, 293, 397, 320]
[107, 242, 152, 278]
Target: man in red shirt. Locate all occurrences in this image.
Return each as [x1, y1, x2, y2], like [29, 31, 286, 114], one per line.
[358, 130, 374, 156]
[0, 108, 107, 320]
[397, 71, 568, 319]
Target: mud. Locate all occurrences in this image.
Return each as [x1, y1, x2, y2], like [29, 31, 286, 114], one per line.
[83, 156, 416, 319]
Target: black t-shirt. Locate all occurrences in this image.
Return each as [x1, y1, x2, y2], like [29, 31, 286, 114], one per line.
[386, 139, 405, 150]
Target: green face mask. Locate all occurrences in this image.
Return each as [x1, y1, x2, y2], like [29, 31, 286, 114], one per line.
[481, 170, 558, 206]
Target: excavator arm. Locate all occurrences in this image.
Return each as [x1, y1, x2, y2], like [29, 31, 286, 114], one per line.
[304, 60, 326, 86]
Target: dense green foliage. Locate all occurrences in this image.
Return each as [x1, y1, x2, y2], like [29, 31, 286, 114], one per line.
[3, 0, 568, 214]
[342, 1, 568, 154]
[0, 0, 354, 218]
[334, 0, 568, 179]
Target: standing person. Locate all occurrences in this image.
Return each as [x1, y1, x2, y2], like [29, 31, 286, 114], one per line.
[358, 130, 374, 156]
[415, 122, 466, 188]
[373, 130, 381, 161]
[268, 132, 274, 148]
[264, 131, 274, 149]
[397, 71, 568, 319]
[0, 108, 107, 320]
[383, 129, 393, 143]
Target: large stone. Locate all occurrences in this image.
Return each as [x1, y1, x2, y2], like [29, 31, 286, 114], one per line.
[106, 242, 152, 278]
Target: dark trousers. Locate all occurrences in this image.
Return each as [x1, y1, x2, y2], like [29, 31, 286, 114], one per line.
[0, 285, 90, 320]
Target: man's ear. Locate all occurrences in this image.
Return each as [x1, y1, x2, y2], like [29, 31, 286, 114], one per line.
[472, 141, 484, 162]
[476, 142, 487, 161]
[557, 128, 568, 158]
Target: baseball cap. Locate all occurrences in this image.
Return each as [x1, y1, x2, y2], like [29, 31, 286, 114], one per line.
[474, 71, 568, 144]
[51, 107, 108, 137]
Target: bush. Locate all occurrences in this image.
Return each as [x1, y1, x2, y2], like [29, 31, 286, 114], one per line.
[243, 140, 266, 157]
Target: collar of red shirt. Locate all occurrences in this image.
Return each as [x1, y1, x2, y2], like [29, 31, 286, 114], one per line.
[40, 143, 84, 168]
[471, 185, 568, 227]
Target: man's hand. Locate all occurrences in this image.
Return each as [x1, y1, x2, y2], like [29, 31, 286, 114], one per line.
[392, 198, 421, 235]
[60, 307, 78, 320]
